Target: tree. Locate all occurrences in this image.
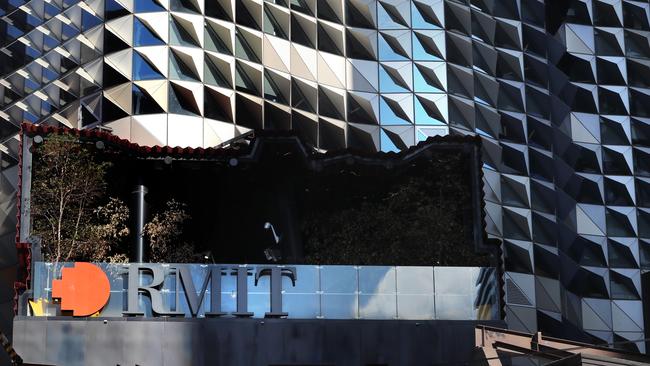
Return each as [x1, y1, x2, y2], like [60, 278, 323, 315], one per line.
[302, 153, 490, 266]
[31, 134, 115, 264]
[144, 199, 196, 263]
[82, 198, 130, 263]
[31, 134, 197, 264]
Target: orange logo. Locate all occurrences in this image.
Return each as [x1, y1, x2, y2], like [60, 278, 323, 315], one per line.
[52, 262, 110, 316]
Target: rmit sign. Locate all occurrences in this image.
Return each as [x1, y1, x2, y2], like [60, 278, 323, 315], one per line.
[53, 262, 297, 318]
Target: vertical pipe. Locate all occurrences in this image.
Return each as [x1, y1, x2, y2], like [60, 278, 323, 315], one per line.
[132, 185, 148, 262]
[19, 136, 33, 243]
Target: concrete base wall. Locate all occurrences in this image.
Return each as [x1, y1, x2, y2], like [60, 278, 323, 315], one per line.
[13, 317, 505, 366]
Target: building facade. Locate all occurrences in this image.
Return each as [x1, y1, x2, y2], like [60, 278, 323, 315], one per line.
[1, 0, 650, 354]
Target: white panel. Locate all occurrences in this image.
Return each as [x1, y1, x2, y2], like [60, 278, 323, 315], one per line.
[204, 118, 236, 146]
[168, 114, 203, 148]
[131, 114, 168, 146]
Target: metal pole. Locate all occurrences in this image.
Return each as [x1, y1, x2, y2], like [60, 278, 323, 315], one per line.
[131, 185, 148, 263]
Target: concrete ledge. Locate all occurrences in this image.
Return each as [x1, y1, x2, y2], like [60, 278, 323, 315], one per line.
[14, 317, 505, 366]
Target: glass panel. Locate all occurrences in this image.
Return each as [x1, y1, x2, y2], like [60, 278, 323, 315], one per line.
[320, 265, 357, 293]
[220, 267, 238, 314]
[358, 266, 396, 319]
[397, 294, 434, 319]
[248, 266, 270, 317]
[134, 0, 165, 13]
[358, 266, 395, 294]
[284, 293, 320, 318]
[396, 266, 434, 319]
[359, 294, 397, 319]
[435, 294, 474, 320]
[98, 263, 127, 316]
[379, 64, 412, 93]
[435, 267, 473, 295]
[28, 263, 496, 320]
[435, 267, 477, 320]
[396, 266, 433, 294]
[473, 267, 499, 320]
[284, 265, 319, 318]
[133, 53, 164, 80]
[321, 294, 358, 319]
[134, 18, 164, 46]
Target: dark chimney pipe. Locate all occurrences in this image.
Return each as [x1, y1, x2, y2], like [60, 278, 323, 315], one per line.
[131, 185, 148, 262]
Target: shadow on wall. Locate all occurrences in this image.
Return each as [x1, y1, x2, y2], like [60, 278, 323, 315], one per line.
[0, 163, 19, 366]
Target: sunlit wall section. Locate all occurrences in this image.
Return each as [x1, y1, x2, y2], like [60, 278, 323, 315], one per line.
[0, 0, 454, 151]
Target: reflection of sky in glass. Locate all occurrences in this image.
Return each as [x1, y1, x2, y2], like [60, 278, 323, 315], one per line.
[413, 31, 445, 60]
[379, 95, 412, 125]
[414, 95, 448, 125]
[413, 63, 446, 93]
[31, 263, 498, 320]
[379, 31, 412, 61]
[358, 267, 396, 319]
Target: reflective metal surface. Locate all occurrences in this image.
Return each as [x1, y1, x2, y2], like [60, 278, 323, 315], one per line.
[31, 262, 499, 321]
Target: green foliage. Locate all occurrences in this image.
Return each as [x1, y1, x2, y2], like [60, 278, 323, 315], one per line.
[31, 134, 128, 263]
[84, 197, 131, 263]
[144, 199, 197, 263]
[31, 135, 196, 264]
[302, 154, 489, 266]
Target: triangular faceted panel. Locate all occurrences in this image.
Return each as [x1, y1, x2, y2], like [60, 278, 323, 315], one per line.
[104, 26, 131, 53]
[348, 123, 380, 152]
[346, 28, 377, 61]
[412, 30, 445, 61]
[606, 207, 637, 237]
[203, 85, 234, 121]
[346, 0, 376, 29]
[170, 47, 203, 82]
[291, 77, 317, 113]
[346, 60, 378, 92]
[608, 238, 639, 268]
[263, 35, 290, 73]
[134, 17, 165, 46]
[264, 101, 291, 130]
[132, 83, 166, 114]
[347, 91, 379, 125]
[134, 80, 168, 111]
[318, 52, 346, 89]
[134, 0, 166, 13]
[133, 51, 164, 80]
[263, 68, 290, 105]
[317, 21, 344, 56]
[377, 0, 410, 29]
[381, 125, 414, 151]
[205, 18, 234, 55]
[378, 30, 411, 61]
[413, 62, 446, 93]
[104, 82, 132, 113]
[169, 81, 202, 116]
[604, 176, 635, 206]
[318, 0, 343, 24]
[105, 0, 130, 20]
[318, 86, 345, 120]
[105, 15, 133, 47]
[379, 62, 411, 92]
[204, 52, 233, 88]
[205, 0, 233, 21]
[380, 94, 412, 125]
[318, 117, 346, 150]
[411, 0, 443, 29]
[102, 95, 130, 121]
[414, 94, 446, 125]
